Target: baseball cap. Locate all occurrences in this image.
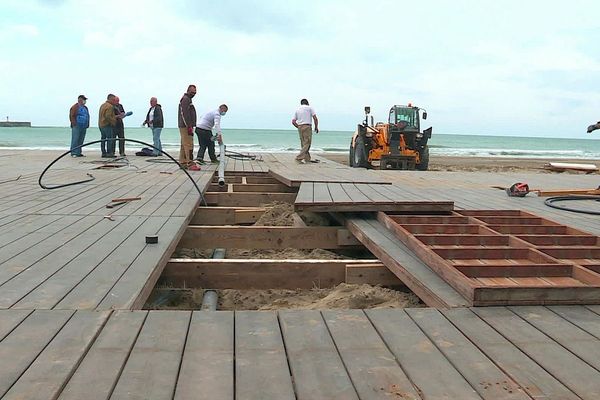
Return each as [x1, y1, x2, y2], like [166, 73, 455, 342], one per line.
[78, 94, 88, 100]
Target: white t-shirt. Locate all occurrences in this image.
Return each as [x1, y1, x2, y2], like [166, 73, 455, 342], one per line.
[293, 105, 316, 125]
[197, 109, 222, 133]
[148, 107, 155, 127]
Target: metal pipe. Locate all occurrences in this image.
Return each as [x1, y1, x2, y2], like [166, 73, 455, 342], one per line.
[201, 289, 218, 311]
[212, 248, 226, 259]
[218, 143, 226, 187]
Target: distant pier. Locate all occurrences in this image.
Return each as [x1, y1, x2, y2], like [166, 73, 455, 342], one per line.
[0, 121, 31, 127]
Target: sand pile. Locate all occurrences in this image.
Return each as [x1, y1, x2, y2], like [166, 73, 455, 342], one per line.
[218, 283, 422, 310]
[254, 201, 295, 226]
[147, 284, 422, 311]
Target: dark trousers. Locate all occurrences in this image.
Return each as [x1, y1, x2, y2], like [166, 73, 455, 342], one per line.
[99, 126, 114, 156]
[114, 124, 125, 155]
[195, 128, 217, 161]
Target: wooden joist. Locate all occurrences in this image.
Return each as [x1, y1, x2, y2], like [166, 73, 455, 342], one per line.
[203, 192, 296, 207]
[179, 226, 361, 249]
[163, 259, 380, 289]
[192, 206, 266, 225]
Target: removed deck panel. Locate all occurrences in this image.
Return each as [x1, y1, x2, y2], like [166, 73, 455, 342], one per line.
[295, 182, 454, 213]
[344, 216, 469, 308]
[379, 210, 600, 306]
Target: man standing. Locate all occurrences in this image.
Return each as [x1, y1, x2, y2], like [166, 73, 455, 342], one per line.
[143, 97, 164, 156]
[195, 104, 228, 163]
[99, 94, 117, 158]
[69, 94, 89, 157]
[292, 98, 319, 163]
[178, 85, 199, 170]
[113, 96, 127, 156]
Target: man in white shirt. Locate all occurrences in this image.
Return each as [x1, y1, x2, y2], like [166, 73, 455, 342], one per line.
[195, 104, 228, 163]
[291, 98, 319, 163]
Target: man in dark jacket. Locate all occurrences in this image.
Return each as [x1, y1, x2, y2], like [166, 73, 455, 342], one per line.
[178, 85, 198, 169]
[113, 96, 127, 156]
[143, 97, 164, 156]
[69, 94, 90, 157]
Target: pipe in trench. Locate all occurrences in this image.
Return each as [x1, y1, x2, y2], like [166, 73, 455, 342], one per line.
[201, 247, 226, 311]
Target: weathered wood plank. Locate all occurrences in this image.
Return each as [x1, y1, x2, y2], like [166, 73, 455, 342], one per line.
[58, 311, 147, 400]
[109, 311, 191, 400]
[0, 309, 31, 341]
[235, 311, 295, 400]
[279, 310, 358, 400]
[406, 308, 530, 400]
[366, 308, 482, 399]
[2, 310, 109, 400]
[0, 310, 74, 398]
[323, 310, 421, 400]
[442, 307, 579, 400]
[174, 311, 234, 400]
[473, 306, 600, 399]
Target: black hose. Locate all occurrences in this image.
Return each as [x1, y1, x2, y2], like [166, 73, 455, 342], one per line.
[38, 138, 207, 206]
[544, 195, 600, 215]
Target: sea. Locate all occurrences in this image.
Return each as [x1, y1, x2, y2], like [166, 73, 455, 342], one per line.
[1, 127, 600, 159]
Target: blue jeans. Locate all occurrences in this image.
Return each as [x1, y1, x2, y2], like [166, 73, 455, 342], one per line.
[99, 126, 115, 156]
[70, 126, 87, 156]
[151, 127, 162, 156]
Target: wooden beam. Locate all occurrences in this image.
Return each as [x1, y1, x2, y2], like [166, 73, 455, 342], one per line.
[179, 226, 361, 249]
[291, 213, 307, 227]
[345, 263, 405, 287]
[204, 192, 296, 207]
[208, 183, 296, 193]
[163, 259, 379, 289]
[191, 207, 266, 225]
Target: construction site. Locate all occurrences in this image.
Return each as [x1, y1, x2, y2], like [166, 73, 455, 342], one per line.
[0, 150, 600, 399]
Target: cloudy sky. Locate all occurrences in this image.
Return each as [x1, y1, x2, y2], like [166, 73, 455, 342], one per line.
[1, 0, 599, 138]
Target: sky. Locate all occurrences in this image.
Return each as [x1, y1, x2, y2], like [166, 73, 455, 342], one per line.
[1, 0, 600, 138]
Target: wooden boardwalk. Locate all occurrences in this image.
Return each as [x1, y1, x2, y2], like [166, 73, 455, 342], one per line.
[1, 306, 600, 399]
[0, 152, 216, 310]
[1, 150, 600, 399]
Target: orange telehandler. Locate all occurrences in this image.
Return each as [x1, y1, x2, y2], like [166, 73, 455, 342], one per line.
[349, 104, 432, 170]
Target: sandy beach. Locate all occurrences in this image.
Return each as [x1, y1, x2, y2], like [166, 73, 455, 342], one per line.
[322, 153, 600, 173]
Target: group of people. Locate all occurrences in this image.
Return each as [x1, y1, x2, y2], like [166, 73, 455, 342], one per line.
[68, 84, 319, 170]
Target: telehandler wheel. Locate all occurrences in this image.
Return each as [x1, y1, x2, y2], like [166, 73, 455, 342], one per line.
[417, 145, 430, 171]
[349, 142, 355, 167]
[353, 135, 369, 168]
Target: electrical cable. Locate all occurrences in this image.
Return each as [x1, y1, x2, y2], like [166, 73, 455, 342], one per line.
[544, 195, 600, 215]
[38, 138, 207, 206]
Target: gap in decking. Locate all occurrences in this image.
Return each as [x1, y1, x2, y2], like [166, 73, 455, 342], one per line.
[144, 171, 424, 311]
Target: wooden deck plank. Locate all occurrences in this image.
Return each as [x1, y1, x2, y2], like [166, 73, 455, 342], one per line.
[235, 311, 295, 400]
[0, 310, 74, 398]
[0, 216, 125, 308]
[0, 215, 91, 272]
[279, 310, 358, 400]
[443, 307, 579, 400]
[473, 306, 600, 399]
[406, 308, 530, 400]
[0, 309, 31, 341]
[312, 182, 333, 204]
[366, 308, 482, 400]
[13, 215, 148, 309]
[110, 311, 191, 400]
[2, 310, 109, 400]
[294, 181, 313, 204]
[56, 216, 169, 310]
[510, 306, 600, 372]
[58, 310, 148, 400]
[322, 309, 421, 400]
[549, 305, 600, 339]
[174, 311, 234, 400]
[0, 214, 63, 248]
[96, 216, 185, 310]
